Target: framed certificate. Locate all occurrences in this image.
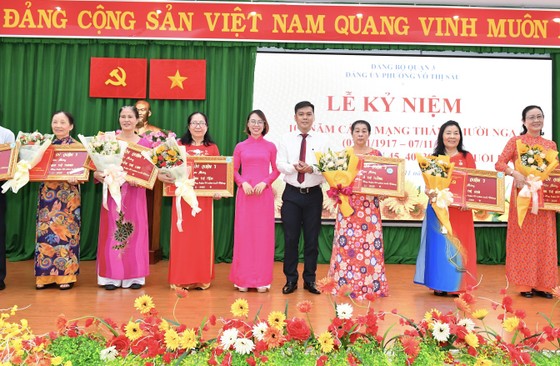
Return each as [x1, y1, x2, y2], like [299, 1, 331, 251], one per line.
[164, 156, 234, 197]
[542, 170, 560, 210]
[0, 142, 18, 180]
[121, 143, 158, 190]
[29, 144, 91, 182]
[451, 167, 505, 212]
[448, 169, 467, 207]
[352, 156, 405, 197]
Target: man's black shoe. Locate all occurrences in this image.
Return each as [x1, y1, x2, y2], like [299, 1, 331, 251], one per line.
[0, 281, 5, 291]
[533, 289, 553, 299]
[282, 282, 297, 294]
[304, 282, 321, 295]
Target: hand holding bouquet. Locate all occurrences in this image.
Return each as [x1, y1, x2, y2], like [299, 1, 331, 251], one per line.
[2, 131, 53, 194]
[141, 136, 200, 232]
[79, 132, 128, 211]
[315, 148, 359, 217]
[140, 129, 177, 148]
[514, 139, 559, 226]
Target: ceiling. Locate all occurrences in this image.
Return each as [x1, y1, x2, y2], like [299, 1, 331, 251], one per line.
[270, 0, 560, 9]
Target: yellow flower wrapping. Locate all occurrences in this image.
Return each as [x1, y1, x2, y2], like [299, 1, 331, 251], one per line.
[514, 139, 559, 227]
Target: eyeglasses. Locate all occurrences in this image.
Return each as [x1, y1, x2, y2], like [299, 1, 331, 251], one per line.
[190, 122, 207, 127]
[526, 115, 544, 121]
[249, 119, 264, 125]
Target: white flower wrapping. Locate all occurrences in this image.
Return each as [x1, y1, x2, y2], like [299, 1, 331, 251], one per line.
[141, 137, 200, 232]
[429, 187, 454, 210]
[1, 132, 53, 194]
[78, 132, 129, 212]
[518, 174, 542, 215]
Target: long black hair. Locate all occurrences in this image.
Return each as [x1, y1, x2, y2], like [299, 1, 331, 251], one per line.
[520, 105, 544, 136]
[180, 111, 216, 146]
[433, 120, 469, 157]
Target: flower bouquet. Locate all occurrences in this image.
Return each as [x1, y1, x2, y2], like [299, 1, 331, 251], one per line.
[1, 131, 53, 194]
[415, 153, 455, 235]
[315, 148, 360, 217]
[78, 132, 128, 212]
[141, 136, 200, 232]
[514, 139, 559, 227]
[140, 129, 177, 148]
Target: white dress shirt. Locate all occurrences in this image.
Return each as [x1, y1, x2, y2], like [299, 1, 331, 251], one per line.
[276, 130, 328, 188]
[0, 125, 15, 144]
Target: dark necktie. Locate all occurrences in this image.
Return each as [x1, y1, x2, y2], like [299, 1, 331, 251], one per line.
[297, 133, 308, 184]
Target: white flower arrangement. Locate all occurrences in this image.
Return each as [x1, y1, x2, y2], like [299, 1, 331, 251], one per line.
[316, 148, 349, 172]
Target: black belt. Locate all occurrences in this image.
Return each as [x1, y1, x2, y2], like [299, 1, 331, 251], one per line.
[286, 184, 320, 194]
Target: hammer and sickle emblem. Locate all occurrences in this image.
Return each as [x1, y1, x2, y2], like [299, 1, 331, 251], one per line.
[104, 67, 127, 86]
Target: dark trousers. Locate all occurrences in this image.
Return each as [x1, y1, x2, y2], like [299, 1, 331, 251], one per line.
[0, 193, 6, 284]
[281, 184, 323, 283]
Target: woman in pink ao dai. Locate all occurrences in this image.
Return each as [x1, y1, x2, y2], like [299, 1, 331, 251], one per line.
[229, 110, 280, 292]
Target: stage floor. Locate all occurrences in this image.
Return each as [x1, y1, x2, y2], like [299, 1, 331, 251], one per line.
[1, 260, 559, 339]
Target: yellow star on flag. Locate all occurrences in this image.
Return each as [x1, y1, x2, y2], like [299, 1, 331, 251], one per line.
[168, 70, 188, 89]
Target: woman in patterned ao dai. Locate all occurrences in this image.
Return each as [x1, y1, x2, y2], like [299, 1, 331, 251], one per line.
[495, 105, 558, 299]
[35, 111, 81, 290]
[328, 120, 388, 300]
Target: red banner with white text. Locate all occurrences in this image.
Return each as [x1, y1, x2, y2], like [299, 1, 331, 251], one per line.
[1, 1, 560, 48]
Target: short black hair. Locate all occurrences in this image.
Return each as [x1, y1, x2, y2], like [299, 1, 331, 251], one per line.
[294, 101, 314, 114]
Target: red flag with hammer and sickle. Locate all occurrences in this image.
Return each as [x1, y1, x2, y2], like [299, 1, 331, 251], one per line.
[89, 57, 147, 98]
[149, 59, 206, 100]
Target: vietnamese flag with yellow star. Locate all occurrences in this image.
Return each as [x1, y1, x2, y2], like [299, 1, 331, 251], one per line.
[89, 57, 147, 98]
[149, 59, 206, 100]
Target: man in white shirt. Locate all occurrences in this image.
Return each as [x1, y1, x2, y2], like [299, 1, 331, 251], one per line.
[0, 124, 15, 290]
[277, 101, 327, 295]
